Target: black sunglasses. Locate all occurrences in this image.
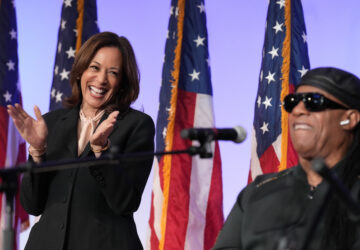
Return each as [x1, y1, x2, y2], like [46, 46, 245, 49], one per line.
[283, 92, 349, 113]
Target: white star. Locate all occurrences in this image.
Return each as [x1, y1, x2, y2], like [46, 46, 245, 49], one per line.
[58, 42, 62, 53]
[193, 35, 205, 47]
[260, 122, 269, 134]
[51, 88, 56, 98]
[197, 2, 205, 13]
[268, 46, 279, 59]
[73, 28, 78, 37]
[55, 91, 63, 103]
[3, 91, 12, 102]
[9, 29, 17, 39]
[302, 31, 307, 43]
[265, 71, 276, 84]
[64, 0, 72, 8]
[166, 107, 174, 116]
[61, 19, 66, 30]
[166, 30, 169, 39]
[6, 60, 15, 71]
[276, 0, 285, 9]
[59, 68, 70, 80]
[257, 96, 262, 108]
[260, 70, 263, 81]
[65, 46, 76, 59]
[262, 96, 272, 109]
[189, 69, 200, 81]
[298, 65, 309, 77]
[172, 31, 176, 39]
[54, 65, 59, 75]
[162, 127, 167, 139]
[273, 21, 283, 34]
[170, 6, 174, 16]
[175, 7, 179, 17]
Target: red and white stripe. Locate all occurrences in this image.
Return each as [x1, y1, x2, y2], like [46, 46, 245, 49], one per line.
[0, 107, 28, 249]
[148, 92, 223, 250]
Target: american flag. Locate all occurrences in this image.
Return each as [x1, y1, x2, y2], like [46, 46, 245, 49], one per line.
[249, 0, 310, 182]
[148, 0, 223, 249]
[49, 0, 99, 111]
[0, 0, 29, 249]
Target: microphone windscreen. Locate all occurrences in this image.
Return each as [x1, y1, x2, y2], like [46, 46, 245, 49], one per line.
[180, 129, 190, 139]
[233, 126, 247, 143]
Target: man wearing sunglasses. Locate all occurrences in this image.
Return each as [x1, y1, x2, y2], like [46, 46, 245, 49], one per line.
[213, 67, 360, 250]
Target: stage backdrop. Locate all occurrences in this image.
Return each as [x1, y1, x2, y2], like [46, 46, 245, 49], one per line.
[14, 0, 360, 249]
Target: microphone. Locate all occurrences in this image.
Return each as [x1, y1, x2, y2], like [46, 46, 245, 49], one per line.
[312, 158, 360, 218]
[180, 126, 247, 143]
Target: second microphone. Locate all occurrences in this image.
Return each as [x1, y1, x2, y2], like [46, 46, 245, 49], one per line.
[180, 126, 247, 143]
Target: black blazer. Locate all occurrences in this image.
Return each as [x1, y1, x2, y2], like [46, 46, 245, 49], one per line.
[20, 107, 155, 250]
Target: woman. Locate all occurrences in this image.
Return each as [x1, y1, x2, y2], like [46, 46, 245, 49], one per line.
[7, 32, 155, 250]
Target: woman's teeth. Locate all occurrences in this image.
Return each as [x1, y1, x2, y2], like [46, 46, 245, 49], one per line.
[89, 86, 106, 96]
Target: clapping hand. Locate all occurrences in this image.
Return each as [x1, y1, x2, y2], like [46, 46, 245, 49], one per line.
[90, 111, 119, 148]
[7, 104, 48, 149]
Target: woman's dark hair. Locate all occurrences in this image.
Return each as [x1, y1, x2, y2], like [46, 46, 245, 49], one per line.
[321, 124, 360, 249]
[64, 31, 140, 113]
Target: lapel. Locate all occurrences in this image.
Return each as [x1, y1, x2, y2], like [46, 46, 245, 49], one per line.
[57, 107, 80, 157]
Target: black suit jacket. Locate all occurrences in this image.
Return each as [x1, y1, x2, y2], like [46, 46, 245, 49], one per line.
[20, 107, 155, 250]
[212, 165, 360, 250]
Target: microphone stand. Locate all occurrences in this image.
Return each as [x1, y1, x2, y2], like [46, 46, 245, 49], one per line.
[299, 158, 360, 250]
[0, 142, 213, 250]
[312, 158, 360, 216]
[0, 169, 18, 250]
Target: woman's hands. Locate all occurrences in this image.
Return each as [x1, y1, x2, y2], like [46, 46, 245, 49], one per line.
[7, 104, 48, 149]
[7, 104, 119, 154]
[90, 111, 119, 148]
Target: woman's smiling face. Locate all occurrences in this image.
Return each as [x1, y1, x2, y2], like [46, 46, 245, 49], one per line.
[80, 46, 122, 115]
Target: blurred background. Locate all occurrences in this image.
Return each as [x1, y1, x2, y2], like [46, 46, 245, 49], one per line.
[15, 0, 360, 248]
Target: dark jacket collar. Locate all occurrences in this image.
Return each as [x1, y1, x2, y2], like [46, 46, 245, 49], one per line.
[59, 106, 131, 158]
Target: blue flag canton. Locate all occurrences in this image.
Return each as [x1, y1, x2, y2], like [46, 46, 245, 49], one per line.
[156, 0, 211, 156]
[0, 0, 21, 107]
[253, 0, 309, 157]
[290, 0, 310, 86]
[253, 0, 286, 157]
[49, 0, 99, 111]
[156, 0, 179, 156]
[178, 0, 212, 96]
[82, 0, 99, 44]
